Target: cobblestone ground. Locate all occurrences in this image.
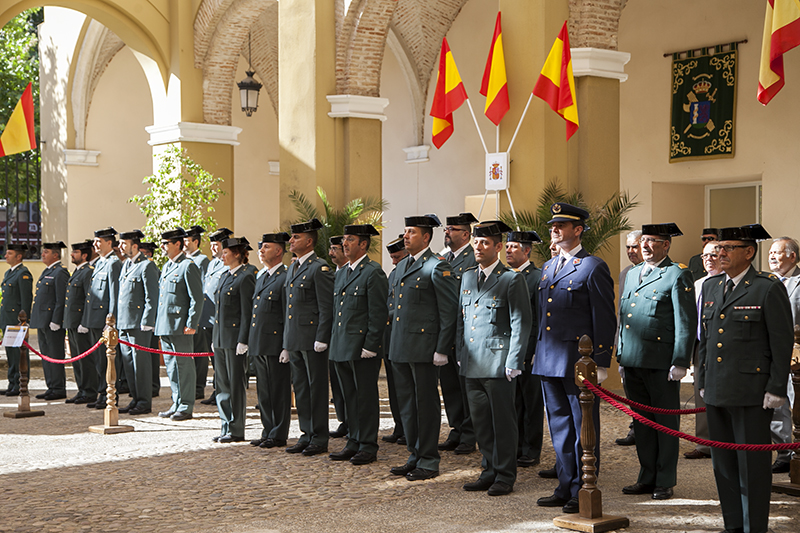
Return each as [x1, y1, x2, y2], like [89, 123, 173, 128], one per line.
[1, 359, 798, 533]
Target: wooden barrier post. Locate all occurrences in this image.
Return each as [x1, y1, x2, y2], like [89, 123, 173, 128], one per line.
[554, 335, 629, 533]
[4, 311, 45, 418]
[772, 325, 800, 496]
[88, 315, 133, 435]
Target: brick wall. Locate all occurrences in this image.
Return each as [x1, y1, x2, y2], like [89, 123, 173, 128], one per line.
[568, 0, 627, 50]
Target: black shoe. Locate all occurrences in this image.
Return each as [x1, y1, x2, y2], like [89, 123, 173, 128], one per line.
[74, 395, 94, 405]
[158, 409, 176, 418]
[329, 447, 358, 461]
[218, 435, 244, 443]
[772, 460, 791, 474]
[260, 438, 287, 448]
[396, 436, 407, 445]
[128, 406, 151, 415]
[286, 442, 308, 454]
[35, 391, 50, 399]
[684, 449, 711, 459]
[615, 435, 636, 446]
[390, 463, 415, 476]
[517, 455, 540, 468]
[537, 494, 568, 507]
[622, 482, 655, 495]
[200, 393, 217, 405]
[195, 392, 205, 400]
[350, 451, 377, 465]
[652, 486, 673, 500]
[329, 425, 348, 439]
[170, 412, 192, 421]
[488, 481, 513, 496]
[152, 391, 160, 397]
[438, 439, 458, 451]
[406, 468, 439, 481]
[65, 394, 82, 404]
[301, 443, 328, 456]
[454, 443, 476, 455]
[250, 438, 266, 447]
[538, 466, 557, 479]
[5, 390, 20, 397]
[463, 478, 494, 492]
[382, 434, 400, 443]
[562, 497, 579, 513]
[118, 402, 136, 414]
[43, 392, 67, 401]
[721, 529, 744, 533]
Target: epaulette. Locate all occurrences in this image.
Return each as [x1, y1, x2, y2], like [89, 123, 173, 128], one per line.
[757, 271, 779, 281]
[678, 263, 688, 269]
[464, 265, 479, 272]
[321, 266, 330, 272]
[437, 255, 446, 261]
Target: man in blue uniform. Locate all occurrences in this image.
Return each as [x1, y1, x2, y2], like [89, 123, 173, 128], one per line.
[1, 243, 33, 396]
[534, 203, 616, 514]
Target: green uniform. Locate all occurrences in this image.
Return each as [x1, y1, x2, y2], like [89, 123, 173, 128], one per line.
[188, 249, 211, 398]
[83, 252, 121, 401]
[31, 263, 69, 396]
[1, 265, 33, 393]
[64, 262, 96, 400]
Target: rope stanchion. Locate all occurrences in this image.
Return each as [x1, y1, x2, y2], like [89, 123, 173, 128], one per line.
[4, 311, 45, 419]
[592, 382, 706, 415]
[585, 378, 800, 451]
[24, 338, 104, 364]
[116, 338, 212, 357]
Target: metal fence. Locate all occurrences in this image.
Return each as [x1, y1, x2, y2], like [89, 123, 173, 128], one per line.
[1, 149, 41, 259]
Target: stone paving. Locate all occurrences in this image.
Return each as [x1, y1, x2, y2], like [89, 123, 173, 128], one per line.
[1, 359, 799, 533]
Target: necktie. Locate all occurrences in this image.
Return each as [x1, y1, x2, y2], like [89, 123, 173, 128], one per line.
[554, 255, 566, 274]
[723, 279, 735, 304]
[478, 270, 486, 290]
[446, 251, 455, 262]
[408, 256, 415, 267]
[640, 265, 653, 282]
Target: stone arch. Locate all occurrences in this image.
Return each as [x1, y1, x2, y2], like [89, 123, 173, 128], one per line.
[247, 3, 278, 115]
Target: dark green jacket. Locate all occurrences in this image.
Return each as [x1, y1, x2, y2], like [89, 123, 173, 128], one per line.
[283, 253, 334, 351]
[63, 263, 92, 329]
[30, 263, 68, 329]
[213, 266, 256, 349]
[1, 265, 33, 328]
[248, 265, 287, 355]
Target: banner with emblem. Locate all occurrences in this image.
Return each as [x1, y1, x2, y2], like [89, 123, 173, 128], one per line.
[670, 44, 737, 162]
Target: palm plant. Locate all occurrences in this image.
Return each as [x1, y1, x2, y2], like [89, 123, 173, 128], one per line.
[288, 187, 389, 266]
[500, 179, 639, 264]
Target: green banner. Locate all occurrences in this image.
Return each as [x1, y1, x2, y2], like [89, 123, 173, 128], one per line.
[670, 46, 737, 162]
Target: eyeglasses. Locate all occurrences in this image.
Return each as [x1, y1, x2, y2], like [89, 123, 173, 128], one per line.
[444, 227, 469, 233]
[701, 236, 717, 242]
[714, 245, 749, 253]
[640, 237, 667, 244]
[700, 253, 718, 260]
[625, 245, 640, 250]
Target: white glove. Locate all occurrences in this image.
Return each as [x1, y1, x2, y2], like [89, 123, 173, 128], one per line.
[236, 343, 248, 355]
[668, 365, 687, 382]
[505, 368, 522, 381]
[763, 392, 787, 410]
[140, 325, 154, 332]
[597, 367, 608, 384]
[433, 352, 448, 366]
[49, 322, 60, 331]
[361, 348, 377, 359]
[618, 365, 625, 381]
[279, 349, 290, 364]
[314, 341, 328, 353]
[699, 388, 704, 399]
[77, 325, 89, 334]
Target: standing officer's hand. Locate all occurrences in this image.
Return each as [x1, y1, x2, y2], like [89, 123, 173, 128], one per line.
[279, 349, 290, 364]
[433, 352, 448, 366]
[667, 365, 687, 381]
[763, 392, 787, 410]
[505, 368, 522, 381]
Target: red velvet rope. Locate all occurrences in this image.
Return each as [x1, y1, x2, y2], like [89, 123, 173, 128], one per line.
[584, 379, 800, 451]
[24, 338, 104, 364]
[593, 382, 706, 415]
[117, 338, 212, 358]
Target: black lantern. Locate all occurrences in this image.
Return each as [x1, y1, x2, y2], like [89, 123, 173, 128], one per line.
[238, 32, 262, 117]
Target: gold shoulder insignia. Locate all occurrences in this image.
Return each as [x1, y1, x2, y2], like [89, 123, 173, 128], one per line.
[437, 256, 445, 260]
[321, 266, 330, 272]
[442, 271, 451, 277]
[678, 263, 688, 269]
[22, 275, 30, 279]
[684, 287, 692, 292]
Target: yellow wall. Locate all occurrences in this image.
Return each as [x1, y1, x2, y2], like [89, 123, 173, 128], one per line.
[651, 182, 705, 264]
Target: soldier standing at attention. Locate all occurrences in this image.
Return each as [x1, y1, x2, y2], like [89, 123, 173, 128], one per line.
[458, 221, 532, 496]
[326, 235, 349, 440]
[64, 242, 97, 404]
[698, 224, 793, 533]
[185, 225, 210, 401]
[382, 236, 408, 444]
[328, 224, 389, 466]
[138, 241, 162, 398]
[617, 223, 696, 501]
[31, 242, 69, 401]
[281, 218, 334, 457]
[1, 243, 33, 396]
[388, 214, 458, 481]
[155, 227, 204, 422]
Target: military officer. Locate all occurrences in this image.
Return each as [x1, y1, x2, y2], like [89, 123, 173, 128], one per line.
[64, 242, 98, 404]
[382, 235, 408, 444]
[211, 237, 256, 442]
[154, 227, 204, 421]
[138, 241, 162, 397]
[505, 229, 544, 468]
[82, 227, 122, 408]
[185, 225, 211, 401]
[249, 233, 291, 449]
[698, 224, 793, 533]
[199, 227, 233, 406]
[116, 230, 160, 415]
[388, 214, 458, 481]
[534, 203, 616, 514]
[617, 223, 696, 500]
[1, 243, 33, 395]
[30, 242, 69, 400]
[457, 221, 532, 496]
[281, 218, 334, 457]
[326, 235, 349, 439]
[688, 228, 719, 281]
[328, 224, 389, 465]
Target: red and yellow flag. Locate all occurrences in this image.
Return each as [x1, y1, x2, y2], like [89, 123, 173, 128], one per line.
[430, 38, 468, 149]
[758, 0, 800, 105]
[0, 82, 37, 157]
[532, 22, 579, 140]
[480, 12, 510, 126]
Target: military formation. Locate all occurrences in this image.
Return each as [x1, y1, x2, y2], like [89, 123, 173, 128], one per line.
[0, 204, 795, 530]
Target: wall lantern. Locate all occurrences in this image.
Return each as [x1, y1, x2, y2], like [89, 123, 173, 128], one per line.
[237, 32, 262, 117]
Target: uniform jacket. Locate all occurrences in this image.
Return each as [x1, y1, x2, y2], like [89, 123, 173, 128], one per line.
[688, 253, 706, 282]
[188, 250, 210, 277]
[154, 253, 204, 336]
[1, 265, 33, 329]
[83, 253, 121, 328]
[518, 261, 542, 362]
[244, 263, 258, 277]
[698, 266, 793, 407]
[617, 256, 696, 370]
[282, 253, 334, 351]
[63, 263, 93, 329]
[213, 266, 256, 349]
[248, 264, 287, 355]
[449, 244, 476, 281]
[782, 265, 800, 327]
[30, 263, 68, 329]
[457, 263, 532, 378]
[533, 247, 616, 377]
[201, 257, 226, 328]
[388, 249, 459, 363]
[329, 257, 389, 362]
[116, 254, 160, 331]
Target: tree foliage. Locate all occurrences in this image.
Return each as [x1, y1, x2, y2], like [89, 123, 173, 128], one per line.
[129, 146, 226, 266]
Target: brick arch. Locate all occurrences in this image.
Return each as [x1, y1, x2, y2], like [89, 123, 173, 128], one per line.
[568, 0, 627, 50]
[193, 0, 236, 69]
[248, 4, 279, 115]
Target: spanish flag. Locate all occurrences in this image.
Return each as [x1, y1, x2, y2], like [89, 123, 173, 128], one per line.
[758, 0, 800, 105]
[430, 38, 468, 149]
[0, 82, 37, 157]
[480, 12, 510, 126]
[532, 22, 579, 140]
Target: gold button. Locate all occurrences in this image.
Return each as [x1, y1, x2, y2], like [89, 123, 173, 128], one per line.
[720, 313, 725, 319]
[257, 296, 260, 300]
[546, 326, 551, 331]
[338, 312, 342, 316]
[657, 337, 661, 340]
[548, 298, 553, 303]
[473, 315, 477, 319]
[398, 305, 401, 309]
[717, 356, 722, 362]
[470, 338, 474, 342]
[634, 292, 639, 297]
[625, 324, 630, 329]
[288, 315, 292, 319]
[475, 304, 479, 308]
[290, 283, 293, 287]
[420, 328, 424, 332]
[627, 313, 632, 318]
[744, 315, 749, 320]
[550, 285, 554, 289]
[399, 294, 403, 298]
[396, 317, 399, 321]
[289, 304, 292, 308]
[547, 312, 551, 317]
[338, 322, 341, 326]
[756, 367, 761, 372]
[252, 323, 255, 327]
[717, 343, 722, 348]
[652, 296, 657, 300]
[599, 345, 603, 348]
[310, 321, 313, 324]
[718, 328, 723, 334]
[252, 314, 256, 317]
[289, 294, 293, 298]
[401, 282, 404, 286]
[631, 303, 636, 307]
[471, 326, 475, 330]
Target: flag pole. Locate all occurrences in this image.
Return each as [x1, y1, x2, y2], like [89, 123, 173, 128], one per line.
[506, 93, 533, 153]
[505, 189, 520, 230]
[495, 191, 500, 218]
[466, 99, 489, 154]
[478, 189, 489, 219]
[496, 125, 500, 153]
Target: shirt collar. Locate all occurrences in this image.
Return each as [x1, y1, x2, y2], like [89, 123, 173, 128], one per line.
[9, 263, 21, 271]
[412, 247, 429, 262]
[297, 250, 314, 265]
[229, 264, 243, 275]
[515, 260, 531, 272]
[267, 262, 283, 276]
[480, 259, 501, 280]
[645, 257, 667, 269]
[348, 254, 367, 271]
[451, 242, 470, 258]
[101, 250, 114, 259]
[168, 252, 185, 265]
[128, 252, 141, 263]
[559, 243, 583, 260]
[725, 267, 749, 288]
